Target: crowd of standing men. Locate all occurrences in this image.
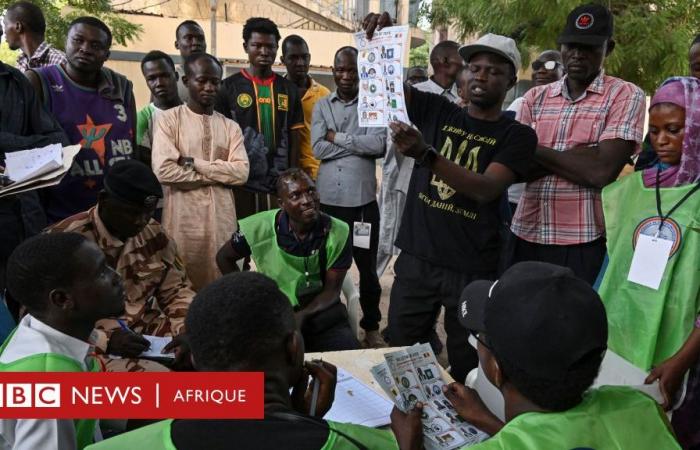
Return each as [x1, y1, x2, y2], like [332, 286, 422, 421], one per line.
[0, 1, 699, 449]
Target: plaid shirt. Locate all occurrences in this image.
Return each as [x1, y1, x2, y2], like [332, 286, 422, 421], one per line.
[16, 41, 66, 72]
[511, 71, 645, 245]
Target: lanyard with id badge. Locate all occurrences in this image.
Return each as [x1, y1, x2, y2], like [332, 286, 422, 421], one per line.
[353, 210, 371, 249]
[627, 171, 700, 290]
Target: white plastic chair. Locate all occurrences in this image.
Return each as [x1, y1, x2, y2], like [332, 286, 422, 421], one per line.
[341, 274, 362, 340]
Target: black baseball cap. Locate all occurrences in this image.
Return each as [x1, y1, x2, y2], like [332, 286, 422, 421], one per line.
[557, 4, 614, 46]
[458, 261, 607, 381]
[104, 160, 163, 208]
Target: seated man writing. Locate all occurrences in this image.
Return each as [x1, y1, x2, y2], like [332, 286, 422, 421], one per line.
[1, 233, 126, 450]
[217, 168, 359, 352]
[47, 160, 195, 371]
[87, 272, 397, 449]
[390, 261, 682, 449]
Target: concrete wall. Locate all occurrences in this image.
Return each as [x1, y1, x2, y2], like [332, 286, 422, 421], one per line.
[115, 0, 360, 29]
[106, 13, 355, 108]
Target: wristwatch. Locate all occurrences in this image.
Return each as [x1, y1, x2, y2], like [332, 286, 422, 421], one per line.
[183, 158, 195, 170]
[415, 146, 438, 167]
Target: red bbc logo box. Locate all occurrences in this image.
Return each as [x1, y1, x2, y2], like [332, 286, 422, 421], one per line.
[0, 372, 264, 419]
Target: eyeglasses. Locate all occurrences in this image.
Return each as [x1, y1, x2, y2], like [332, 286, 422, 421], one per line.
[531, 60, 560, 71]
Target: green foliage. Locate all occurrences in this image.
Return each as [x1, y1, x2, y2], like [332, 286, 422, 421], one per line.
[0, 41, 19, 65]
[421, 0, 700, 93]
[0, 0, 142, 50]
[410, 41, 429, 67]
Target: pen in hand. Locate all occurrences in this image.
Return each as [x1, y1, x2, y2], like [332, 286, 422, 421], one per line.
[117, 319, 151, 351]
[117, 319, 131, 333]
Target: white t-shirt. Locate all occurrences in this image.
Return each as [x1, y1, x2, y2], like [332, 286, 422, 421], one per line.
[0, 315, 99, 450]
[413, 78, 461, 104]
[506, 97, 527, 205]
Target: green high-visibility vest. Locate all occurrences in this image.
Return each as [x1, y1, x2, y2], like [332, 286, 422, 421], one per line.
[0, 328, 101, 450]
[467, 387, 680, 449]
[599, 172, 700, 370]
[238, 209, 349, 307]
[85, 418, 399, 450]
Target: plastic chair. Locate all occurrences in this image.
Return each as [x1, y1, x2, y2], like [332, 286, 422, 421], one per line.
[341, 274, 361, 340]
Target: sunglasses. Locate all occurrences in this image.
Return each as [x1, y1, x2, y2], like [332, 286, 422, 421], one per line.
[531, 60, 560, 71]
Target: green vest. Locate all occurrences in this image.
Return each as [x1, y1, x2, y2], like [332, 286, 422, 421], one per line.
[238, 209, 350, 307]
[599, 173, 700, 370]
[468, 387, 680, 449]
[0, 328, 101, 450]
[85, 418, 399, 450]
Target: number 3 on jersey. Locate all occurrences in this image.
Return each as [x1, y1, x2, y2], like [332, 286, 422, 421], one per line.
[114, 104, 127, 122]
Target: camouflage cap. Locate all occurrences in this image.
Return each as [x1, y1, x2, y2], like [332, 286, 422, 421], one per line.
[104, 160, 163, 208]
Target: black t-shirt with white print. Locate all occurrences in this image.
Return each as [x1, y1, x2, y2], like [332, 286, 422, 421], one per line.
[395, 86, 537, 274]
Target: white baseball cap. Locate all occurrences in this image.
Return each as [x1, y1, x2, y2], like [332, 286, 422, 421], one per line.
[459, 33, 522, 73]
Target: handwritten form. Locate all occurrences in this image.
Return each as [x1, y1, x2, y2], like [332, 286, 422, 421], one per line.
[5, 144, 63, 184]
[324, 368, 393, 427]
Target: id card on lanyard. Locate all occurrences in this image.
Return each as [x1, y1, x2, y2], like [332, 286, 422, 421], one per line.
[353, 209, 371, 249]
[627, 171, 699, 290]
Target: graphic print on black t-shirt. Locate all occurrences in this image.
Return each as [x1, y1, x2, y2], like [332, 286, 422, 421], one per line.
[396, 87, 537, 274]
[422, 124, 500, 216]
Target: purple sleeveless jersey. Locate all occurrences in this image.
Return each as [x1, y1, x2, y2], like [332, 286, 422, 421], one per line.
[37, 65, 134, 223]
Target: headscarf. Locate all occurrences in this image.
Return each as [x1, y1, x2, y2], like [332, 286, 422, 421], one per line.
[643, 77, 700, 187]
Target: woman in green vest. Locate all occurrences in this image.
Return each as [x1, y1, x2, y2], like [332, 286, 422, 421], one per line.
[598, 76, 700, 448]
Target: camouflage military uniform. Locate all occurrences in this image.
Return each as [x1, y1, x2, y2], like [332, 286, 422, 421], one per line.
[46, 205, 195, 371]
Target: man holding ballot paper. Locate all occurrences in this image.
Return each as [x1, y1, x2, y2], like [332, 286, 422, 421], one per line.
[361, 11, 537, 384]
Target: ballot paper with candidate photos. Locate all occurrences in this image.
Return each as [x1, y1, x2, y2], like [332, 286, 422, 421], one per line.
[355, 25, 409, 127]
[371, 343, 488, 449]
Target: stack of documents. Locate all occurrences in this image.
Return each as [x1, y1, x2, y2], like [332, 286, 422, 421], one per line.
[0, 144, 80, 198]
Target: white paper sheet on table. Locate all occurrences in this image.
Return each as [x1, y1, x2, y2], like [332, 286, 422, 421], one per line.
[324, 368, 393, 427]
[140, 335, 175, 359]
